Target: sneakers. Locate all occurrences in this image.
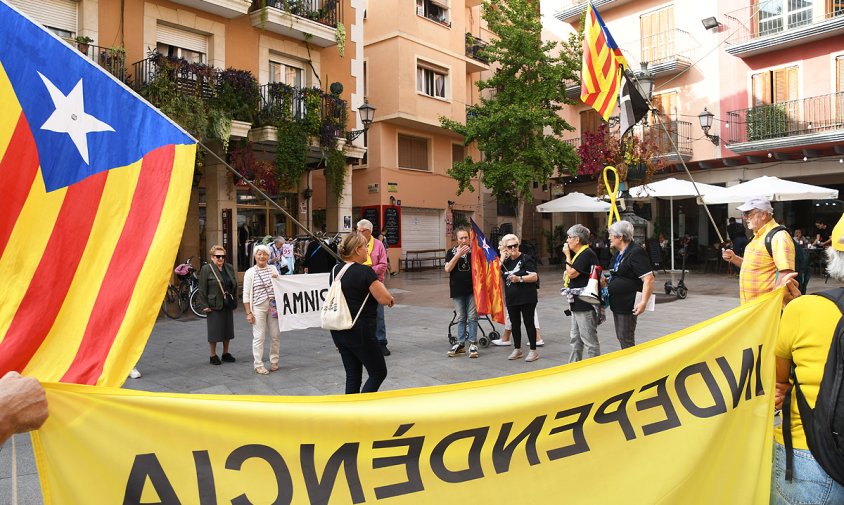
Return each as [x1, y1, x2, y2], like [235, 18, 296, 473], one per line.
[469, 344, 479, 358]
[507, 349, 523, 360]
[381, 345, 392, 356]
[129, 367, 141, 379]
[535, 339, 545, 347]
[448, 343, 466, 357]
[221, 353, 236, 363]
[525, 350, 540, 362]
[210, 355, 222, 365]
[492, 339, 512, 346]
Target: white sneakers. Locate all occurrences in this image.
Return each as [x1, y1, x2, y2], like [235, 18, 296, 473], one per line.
[507, 349, 523, 360]
[493, 339, 512, 346]
[525, 350, 540, 362]
[507, 349, 539, 362]
[129, 367, 141, 379]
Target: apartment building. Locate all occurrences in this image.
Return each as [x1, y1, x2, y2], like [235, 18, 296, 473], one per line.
[555, 0, 844, 246]
[10, 0, 365, 274]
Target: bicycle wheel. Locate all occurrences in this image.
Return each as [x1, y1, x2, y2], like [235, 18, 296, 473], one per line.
[189, 288, 207, 319]
[161, 284, 182, 319]
[177, 280, 191, 314]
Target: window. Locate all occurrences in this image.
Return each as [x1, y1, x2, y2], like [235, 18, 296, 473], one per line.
[398, 134, 429, 171]
[751, 66, 798, 106]
[156, 24, 208, 64]
[8, 0, 78, 38]
[269, 58, 305, 118]
[754, 0, 816, 37]
[837, 55, 844, 92]
[579, 109, 602, 136]
[417, 0, 449, 26]
[451, 144, 465, 165]
[640, 6, 675, 65]
[417, 64, 448, 98]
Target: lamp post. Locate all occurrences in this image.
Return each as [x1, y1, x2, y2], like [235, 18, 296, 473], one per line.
[698, 107, 720, 145]
[635, 62, 655, 102]
[346, 99, 376, 142]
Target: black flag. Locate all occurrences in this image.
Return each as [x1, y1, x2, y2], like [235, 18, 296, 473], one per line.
[619, 71, 648, 137]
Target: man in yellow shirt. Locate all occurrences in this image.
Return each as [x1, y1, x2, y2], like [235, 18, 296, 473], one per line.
[722, 197, 794, 304]
[771, 212, 844, 504]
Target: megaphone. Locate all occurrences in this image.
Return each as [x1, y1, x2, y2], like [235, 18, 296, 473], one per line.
[578, 265, 603, 305]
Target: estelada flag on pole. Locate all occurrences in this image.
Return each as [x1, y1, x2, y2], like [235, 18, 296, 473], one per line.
[580, 2, 625, 121]
[469, 219, 505, 324]
[0, 2, 196, 386]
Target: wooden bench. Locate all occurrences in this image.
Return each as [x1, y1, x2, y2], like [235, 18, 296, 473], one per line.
[402, 249, 447, 271]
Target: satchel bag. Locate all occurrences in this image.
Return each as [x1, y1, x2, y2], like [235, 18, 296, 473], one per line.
[210, 265, 238, 310]
[321, 263, 370, 331]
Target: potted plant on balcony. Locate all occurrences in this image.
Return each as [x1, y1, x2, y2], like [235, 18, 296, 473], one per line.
[745, 103, 789, 142]
[211, 68, 261, 139]
[75, 35, 93, 55]
[577, 124, 663, 195]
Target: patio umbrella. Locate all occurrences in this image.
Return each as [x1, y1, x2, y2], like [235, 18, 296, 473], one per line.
[536, 192, 611, 213]
[701, 175, 838, 204]
[628, 178, 724, 271]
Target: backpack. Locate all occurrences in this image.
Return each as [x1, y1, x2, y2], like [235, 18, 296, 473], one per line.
[320, 263, 370, 331]
[782, 288, 844, 486]
[765, 225, 810, 280]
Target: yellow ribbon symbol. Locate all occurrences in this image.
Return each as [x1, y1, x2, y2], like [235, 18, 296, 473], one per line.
[603, 166, 621, 226]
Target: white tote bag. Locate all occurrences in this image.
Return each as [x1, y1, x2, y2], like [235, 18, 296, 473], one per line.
[321, 263, 370, 330]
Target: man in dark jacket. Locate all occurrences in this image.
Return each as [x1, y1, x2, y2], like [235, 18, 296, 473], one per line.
[563, 224, 600, 362]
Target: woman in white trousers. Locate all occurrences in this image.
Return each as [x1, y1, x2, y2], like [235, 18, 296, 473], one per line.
[243, 244, 281, 375]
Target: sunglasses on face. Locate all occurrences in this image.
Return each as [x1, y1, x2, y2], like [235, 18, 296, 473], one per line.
[505, 244, 518, 249]
[213, 255, 226, 259]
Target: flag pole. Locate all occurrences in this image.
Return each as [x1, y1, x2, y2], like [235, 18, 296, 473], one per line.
[198, 142, 343, 262]
[624, 69, 725, 245]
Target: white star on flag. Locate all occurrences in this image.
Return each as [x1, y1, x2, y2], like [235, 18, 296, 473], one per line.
[38, 72, 114, 164]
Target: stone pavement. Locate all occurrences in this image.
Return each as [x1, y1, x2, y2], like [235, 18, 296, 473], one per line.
[2, 265, 841, 503]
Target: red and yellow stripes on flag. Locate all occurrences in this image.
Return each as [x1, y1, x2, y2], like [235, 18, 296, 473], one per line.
[580, 2, 621, 122]
[0, 61, 195, 386]
[469, 226, 505, 325]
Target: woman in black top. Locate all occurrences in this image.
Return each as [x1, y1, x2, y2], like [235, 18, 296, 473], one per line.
[500, 234, 540, 362]
[197, 244, 238, 365]
[329, 233, 395, 394]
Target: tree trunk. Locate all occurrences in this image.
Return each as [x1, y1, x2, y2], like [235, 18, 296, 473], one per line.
[514, 198, 525, 239]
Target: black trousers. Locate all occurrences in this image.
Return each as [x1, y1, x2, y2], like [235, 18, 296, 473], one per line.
[331, 319, 387, 394]
[508, 303, 537, 350]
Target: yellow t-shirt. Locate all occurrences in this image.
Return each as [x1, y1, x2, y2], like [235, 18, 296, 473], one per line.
[774, 295, 839, 449]
[739, 219, 795, 305]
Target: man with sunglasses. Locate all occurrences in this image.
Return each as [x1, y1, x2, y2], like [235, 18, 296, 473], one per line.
[722, 197, 795, 305]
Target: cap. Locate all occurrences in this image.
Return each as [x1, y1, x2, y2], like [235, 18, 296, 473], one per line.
[832, 213, 844, 252]
[736, 197, 773, 213]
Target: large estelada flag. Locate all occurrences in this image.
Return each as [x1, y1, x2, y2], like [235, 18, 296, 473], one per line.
[580, 2, 625, 121]
[0, 2, 196, 386]
[469, 219, 505, 324]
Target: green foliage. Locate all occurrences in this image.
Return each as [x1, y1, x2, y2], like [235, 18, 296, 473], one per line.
[207, 108, 232, 152]
[325, 148, 347, 199]
[746, 104, 789, 141]
[212, 68, 261, 123]
[275, 120, 308, 190]
[335, 22, 346, 58]
[138, 56, 209, 140]
[440, 0, 578, 233]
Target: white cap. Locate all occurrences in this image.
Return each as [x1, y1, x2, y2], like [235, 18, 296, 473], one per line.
[736, 197, 773, 214]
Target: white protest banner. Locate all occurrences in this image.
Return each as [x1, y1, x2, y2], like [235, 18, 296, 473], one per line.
[272, 273, 330, 331]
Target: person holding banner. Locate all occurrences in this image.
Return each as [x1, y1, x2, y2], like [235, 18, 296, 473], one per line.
[772, 214, 844, 504]
[243, 245, 281, 375]
[330, 233, 395, 394]
[606, 221, 654, 349]
[0, 371, 48, 444]
[500, 234, 540, 362]
[197, 245, 237, 366]
[563, 224, 601, 362]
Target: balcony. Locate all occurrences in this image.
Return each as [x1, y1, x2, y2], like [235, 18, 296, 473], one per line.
[725, 0, 844, 57]
[465, 33, 489, 73]
[623, 29, 694, 78]
[563, 137, 581, 149]
[131, 56, 218, 100]
[554, 0, 635, 24]
[72, 42, 126, 82]
[249, 0, 342, 47]
[640, 120, 693, 163]
[168, 0, 251, 18]
[725, 92, 844, 152]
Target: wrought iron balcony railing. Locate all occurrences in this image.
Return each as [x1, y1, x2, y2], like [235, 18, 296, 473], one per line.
[642, 120, 693, 158]
[725, 0, 844, 44]
[253, 0, 342, 29]
[258, 82, 347, 139]
[131, 56, 219, 100]
[725, 92, 844, 144]
[465, 33, 489, 64]
[67, 40, 126, 82]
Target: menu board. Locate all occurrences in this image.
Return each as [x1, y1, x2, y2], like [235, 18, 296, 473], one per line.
[382, 206, 401, 248]
[361, 206, 380, 234]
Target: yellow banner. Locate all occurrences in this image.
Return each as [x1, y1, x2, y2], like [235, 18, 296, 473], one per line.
[33, 290, 783, 504]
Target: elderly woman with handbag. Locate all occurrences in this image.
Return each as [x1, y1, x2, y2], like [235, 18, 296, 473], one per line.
[197, 244, 238, 365]
[243, 244, 281, 375]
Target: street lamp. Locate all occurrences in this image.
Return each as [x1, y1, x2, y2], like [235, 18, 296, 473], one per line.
[635, 61, 655, 101]
[698, 107, 720, 145]
[346, 99, 376, 141]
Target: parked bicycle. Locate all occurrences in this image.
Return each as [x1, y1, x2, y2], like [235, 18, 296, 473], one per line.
[161, 257, 206, 319]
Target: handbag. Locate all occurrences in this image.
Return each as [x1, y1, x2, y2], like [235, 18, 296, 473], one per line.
[210, 264, 238, 310]
[321, 263, 370, 331]
[257, 268, 278, 319]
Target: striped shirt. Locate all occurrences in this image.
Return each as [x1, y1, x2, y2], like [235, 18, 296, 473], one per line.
[251, 266, 275, 305]
[739, 219, 795, 305]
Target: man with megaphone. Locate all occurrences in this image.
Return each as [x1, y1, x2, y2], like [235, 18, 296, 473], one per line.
[562, 224, 601, 363]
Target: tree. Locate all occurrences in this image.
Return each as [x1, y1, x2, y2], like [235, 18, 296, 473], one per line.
[440, 0, 579, 237]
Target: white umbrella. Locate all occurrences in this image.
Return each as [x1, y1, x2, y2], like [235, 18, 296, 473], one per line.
[536, 192, 611, 213]
[628, 178, 724, 271]
[702, 176, 838, 204]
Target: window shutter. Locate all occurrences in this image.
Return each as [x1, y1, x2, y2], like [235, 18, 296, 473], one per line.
[398, 135, 429, 171]
[451, 144, 465, 165]
[773, 66, 798, 104]
[580, 109, 600, 135]
[9, 0, 78, 35]
[156, 24, 208, 55]
[752, 72, 771, 106]
[837, 56, 844, 92]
